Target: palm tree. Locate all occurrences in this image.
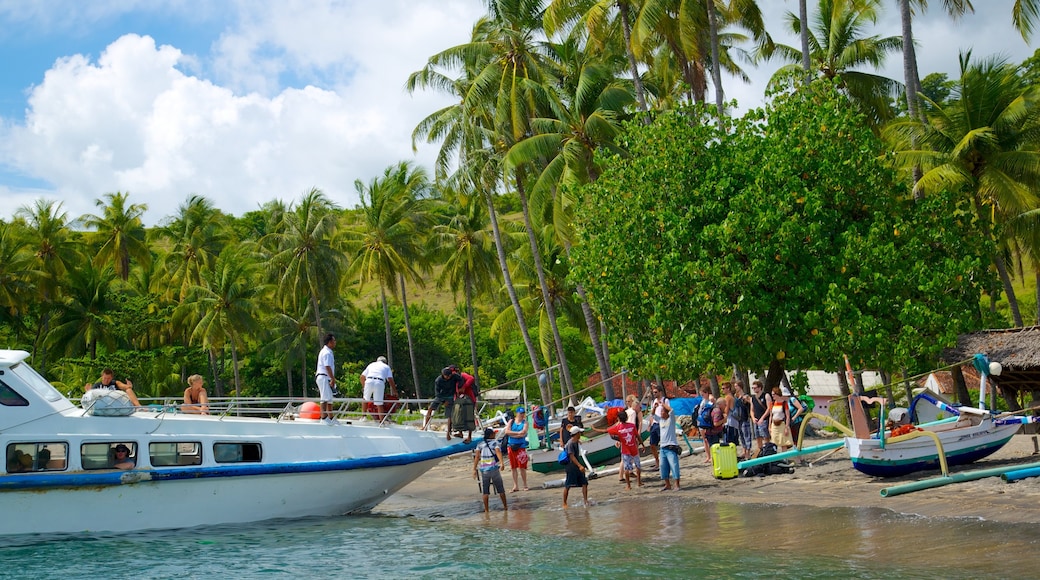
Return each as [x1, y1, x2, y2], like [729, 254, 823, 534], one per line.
[78, 192, 151, 281]
[544, 0, 651, 116]
[345, 162, 431, 397]
[0, 221, 34, 332]
[897, 0, 973, 123]
[771, 0, 902, 126]
[174, 246, 265, 396]
[407, 4, 551, 403]
[46, 262, 118, 360]
[431, 189, 501, 392]
[267, 188, 345, 351]
[634, 0, 769, 106]
[885, 53, 1040, 327]
[505, 38, 632, 395]
[156, 195, 228, 302]
[896, 0, 974, 191]
[14, 199, 83, 368]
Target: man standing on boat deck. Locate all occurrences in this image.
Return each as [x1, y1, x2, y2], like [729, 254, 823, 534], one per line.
[361, 355, 397, 421]
[316, 334, 337, 424]
[85, 368, 141, 406]
[424, 366, 461, 436]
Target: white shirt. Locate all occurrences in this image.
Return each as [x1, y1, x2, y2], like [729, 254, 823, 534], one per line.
[316, 345, 335, 377]
[362, 360, 393, 382]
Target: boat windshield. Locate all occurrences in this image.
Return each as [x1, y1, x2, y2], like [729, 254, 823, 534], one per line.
[8, 362, 64, 403]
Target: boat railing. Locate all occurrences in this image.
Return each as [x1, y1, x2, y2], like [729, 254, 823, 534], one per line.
[113, 396, 444, 428]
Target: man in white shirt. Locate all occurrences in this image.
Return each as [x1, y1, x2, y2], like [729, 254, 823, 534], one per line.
[360, 355, 397, 421]
[315, 334, 337, 424]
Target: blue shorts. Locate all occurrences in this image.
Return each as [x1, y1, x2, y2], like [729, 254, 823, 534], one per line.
[649, 423, 661, 446]
[621, 454, 641, 472]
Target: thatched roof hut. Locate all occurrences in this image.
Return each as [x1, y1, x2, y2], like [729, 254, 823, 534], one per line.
[942, 325, 1040, 397]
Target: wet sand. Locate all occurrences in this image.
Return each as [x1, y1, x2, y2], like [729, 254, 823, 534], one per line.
[377, 433, 1040, 524]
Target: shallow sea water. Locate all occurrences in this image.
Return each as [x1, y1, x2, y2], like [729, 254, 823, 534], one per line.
[1, 497, 1037, 579]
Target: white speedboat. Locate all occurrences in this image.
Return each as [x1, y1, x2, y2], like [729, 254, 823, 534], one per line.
[0, 349, 472, 536]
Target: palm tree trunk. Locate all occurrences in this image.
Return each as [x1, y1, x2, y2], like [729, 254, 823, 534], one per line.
[399, 273, 422, 401]
[483, 190, 545, 390]
[993, 252, 1025, 327]
[310, 293, 323, 351]
[898, 0, 926, 191]
[231, 341, 241, 398]
[465, 276, 481, 395]
[208, 348, 223, 397]
[706, 0, 725, 130]
[974, 195, 1025, 326]
[562, 240, 613, 398]
[515, 175, 575, 401]
[286, 364, 294, 399]
[800, 0, 811, 78]
[300, 346, 308, 399]
[1035, 266, 1039, 325]
[619, 1, 649, 119]
[576, 282, 613, 397]
[380, 284, 394, 365]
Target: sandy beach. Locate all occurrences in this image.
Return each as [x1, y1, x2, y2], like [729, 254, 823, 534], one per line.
[377, 433, 1040, 524]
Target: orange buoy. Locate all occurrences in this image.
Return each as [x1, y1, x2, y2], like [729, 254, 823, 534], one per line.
[299, 401, 321, 420]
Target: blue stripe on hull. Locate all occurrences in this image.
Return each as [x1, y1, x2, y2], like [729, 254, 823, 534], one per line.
[0, 440, 475, 491]
[851, 437, 1012, 477]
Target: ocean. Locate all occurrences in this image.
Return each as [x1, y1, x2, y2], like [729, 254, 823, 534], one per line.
[1, 496, 1037, 579]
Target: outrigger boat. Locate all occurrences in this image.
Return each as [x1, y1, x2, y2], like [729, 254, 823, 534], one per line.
[0, 349, 473, 536]
[843, 355, 1035, 477]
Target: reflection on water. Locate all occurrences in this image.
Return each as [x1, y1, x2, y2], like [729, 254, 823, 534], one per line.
[485, 497, 1040, 576]
[2, 498, 1037, 579]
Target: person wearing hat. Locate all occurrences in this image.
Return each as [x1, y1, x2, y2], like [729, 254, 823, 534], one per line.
[112, 444, 135, 470]
[472, 427, 508, 512]
[360, 355, 397, 422]
[503, 406, 530, 492]
[562, 424, 589, 508]
[424, 366, 461, 437]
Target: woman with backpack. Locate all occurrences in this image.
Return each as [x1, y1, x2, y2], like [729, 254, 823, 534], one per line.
[769, 386, 795, 451]
[472, 427, 507, 512]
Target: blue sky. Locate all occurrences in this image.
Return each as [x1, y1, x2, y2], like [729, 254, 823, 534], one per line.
[0, 0, 1034, 225]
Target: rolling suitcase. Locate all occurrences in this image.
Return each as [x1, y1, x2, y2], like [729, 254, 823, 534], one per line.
[711, 442, 739, 479]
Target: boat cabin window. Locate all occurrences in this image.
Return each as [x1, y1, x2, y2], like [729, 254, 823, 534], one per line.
[0, 379, 29, 406]
[5, 362, 64, 402]
[6, 443, 68, 473]
[149, 442, 203, 467]
[213, 442, 262, 463]
[81, 442, 138, 470]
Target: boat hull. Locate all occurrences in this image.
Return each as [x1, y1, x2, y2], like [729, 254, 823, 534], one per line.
[1, 458, 444, 536]
[846, 420, 1019, 478]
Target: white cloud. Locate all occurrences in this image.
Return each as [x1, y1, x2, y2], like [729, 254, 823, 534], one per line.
[0, 1, 484, 224]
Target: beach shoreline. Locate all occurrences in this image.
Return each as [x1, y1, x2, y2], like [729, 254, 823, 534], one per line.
[376, 433, 1040, 524]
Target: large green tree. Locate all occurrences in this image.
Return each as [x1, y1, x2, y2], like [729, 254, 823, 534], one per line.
[572, 80, 989, 387]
